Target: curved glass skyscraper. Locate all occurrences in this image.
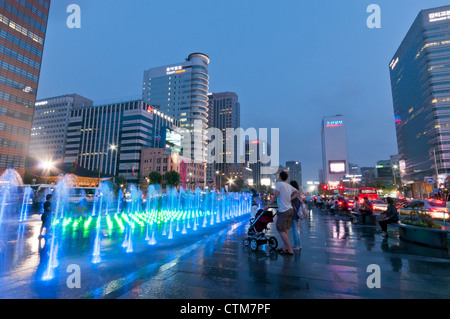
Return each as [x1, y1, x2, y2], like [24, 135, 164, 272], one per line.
[390, 5, 450, 191]
[142, 53, 210, 166]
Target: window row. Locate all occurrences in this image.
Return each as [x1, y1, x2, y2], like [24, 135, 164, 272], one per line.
[0, 28, 42, 57]
[0, 90, 35, 108]
[0, 121, 31, 135]
[0, 43, 40, 69]
[0, 75, 36, 96]
[0, 0, 46, 32]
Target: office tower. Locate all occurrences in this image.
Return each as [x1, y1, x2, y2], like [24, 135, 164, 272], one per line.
[285, 161, 302, 187]
[349, 163, 361, 175]
[321, 115, 349, 186]
[0, 0, 51, 175]
[245, 139, 271, 188]
[360, 167, 376, 186]
[206, 92, 240, 185]
[29, 94, 93, 163]
[142, 53, 210, 162]
[64, 99, 179, 183]
[390, 5, 450, 188]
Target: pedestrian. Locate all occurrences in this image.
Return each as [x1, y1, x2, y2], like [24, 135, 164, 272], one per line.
[379, 197, 399, 237]
[290, 181, 304, 251]
[360, 197, 374, 224]
[264, 171, 301, 255]
[353, 196, 361, 213]
[39, 194, 53, 238]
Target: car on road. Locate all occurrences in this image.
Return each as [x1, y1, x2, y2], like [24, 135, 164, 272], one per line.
[370, 199, 388, 212]
[397, 199, 448, 219]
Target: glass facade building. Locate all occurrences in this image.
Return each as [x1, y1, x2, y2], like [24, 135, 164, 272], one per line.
[390, 5, 450, 184]
[0, 0, 51, 175]
[206, 92, 240, 184]
[142, 53, 210, 164]
[30, 94, 93, 162]
[64, 100, 179, 183]
[321, 115, 349, 186]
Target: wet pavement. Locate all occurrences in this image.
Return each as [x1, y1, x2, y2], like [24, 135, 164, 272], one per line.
[1, 207, 450, 299]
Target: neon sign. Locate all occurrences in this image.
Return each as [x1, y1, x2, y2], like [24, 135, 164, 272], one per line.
[429, 10, 450, 23]
[326, 120, 343, 128]
[166, 66, 183, 75]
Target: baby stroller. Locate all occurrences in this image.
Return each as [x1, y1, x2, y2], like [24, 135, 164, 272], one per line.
[243, 208, 278, 251]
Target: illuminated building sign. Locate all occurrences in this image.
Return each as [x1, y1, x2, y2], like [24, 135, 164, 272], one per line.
[326, 120, 343, 128]
[35, 101, 48, 106]
[166, 66, 186, 75]
[329, 161, 346, 174]
[390, 57, 399, 70]
[162, 127, 183, 153]
[429, 10, 450, 23]
[147, 106, 153, 113]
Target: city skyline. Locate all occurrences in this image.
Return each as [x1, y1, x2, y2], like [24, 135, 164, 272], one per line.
[35, 0, 450, 182]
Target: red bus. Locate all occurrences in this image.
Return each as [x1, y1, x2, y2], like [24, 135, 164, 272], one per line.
[343, 187, 379, 200]
[358, 187, 379, 200]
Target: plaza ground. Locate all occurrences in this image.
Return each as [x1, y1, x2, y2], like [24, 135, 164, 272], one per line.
[1, 207, 450, 299]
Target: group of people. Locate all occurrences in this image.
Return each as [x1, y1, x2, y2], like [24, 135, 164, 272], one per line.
[316, 194, 399, 237]
[263, 171, 308, 255]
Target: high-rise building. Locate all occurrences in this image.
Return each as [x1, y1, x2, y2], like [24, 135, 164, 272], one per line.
[321, 115, 349, 186]
[30, 94, 93, 163]
[0, 0, 51, 175]
[245, 139, 271, 188]
[349, 163, 361, 175]
[206, 92, 240, 185]
[390, 5, 450, 188]
[142, 53, 210, 162]
[360, 167, 375, 186]
[285, 161, 302, 187]
[64, 99, 179, 183]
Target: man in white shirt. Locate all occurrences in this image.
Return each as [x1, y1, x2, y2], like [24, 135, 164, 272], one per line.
[264, 171, 301, 255]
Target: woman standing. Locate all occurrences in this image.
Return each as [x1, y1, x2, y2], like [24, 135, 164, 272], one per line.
[290, 181, 303, 251]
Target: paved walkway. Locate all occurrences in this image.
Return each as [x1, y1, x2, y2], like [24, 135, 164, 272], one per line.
[100, 209, 450, 299]
[1, 208, 450, 299]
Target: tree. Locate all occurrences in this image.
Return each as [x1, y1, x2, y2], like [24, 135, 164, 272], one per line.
[115, 175, 125, 187]
[149, 171, 162, 185]
[165, 171, 180, 187]
[231, 178, 245, 192]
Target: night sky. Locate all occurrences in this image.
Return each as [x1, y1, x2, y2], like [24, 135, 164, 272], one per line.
[36, 0, 450, 182]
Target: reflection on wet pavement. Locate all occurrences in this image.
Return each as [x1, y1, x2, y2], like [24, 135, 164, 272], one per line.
[1, 208, 450, 299]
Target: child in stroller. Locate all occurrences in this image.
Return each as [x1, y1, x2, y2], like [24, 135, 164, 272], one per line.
[243, 208, 278, 251]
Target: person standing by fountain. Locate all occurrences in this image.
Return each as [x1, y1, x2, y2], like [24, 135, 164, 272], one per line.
[39, 194, 53, 238]
[264, 171, 300, 255]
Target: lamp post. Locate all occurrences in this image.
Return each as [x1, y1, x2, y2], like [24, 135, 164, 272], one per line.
[393, 164, 398, 191]
[98, 144, 117, 186]
[39, 161, 54, 184]
[228, 178, 234, 192]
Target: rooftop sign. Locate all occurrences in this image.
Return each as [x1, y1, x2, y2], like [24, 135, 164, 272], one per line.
[429, 10, 450, 22]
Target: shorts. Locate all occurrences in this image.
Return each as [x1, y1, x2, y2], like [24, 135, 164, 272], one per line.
[276, 209, 293, 232]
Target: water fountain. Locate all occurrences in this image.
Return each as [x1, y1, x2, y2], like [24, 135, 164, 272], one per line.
[0, 168, 253, 282]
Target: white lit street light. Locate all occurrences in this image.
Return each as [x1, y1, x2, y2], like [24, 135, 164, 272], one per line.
[39, 160, 55, 184]
[98, 144, 118, 185]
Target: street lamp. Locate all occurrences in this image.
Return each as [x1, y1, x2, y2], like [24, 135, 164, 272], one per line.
[228, 178, 234, 191]
[98, 144, 117, 186]
[39, 160, 54, 184]
[393, 164, 398, 190]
